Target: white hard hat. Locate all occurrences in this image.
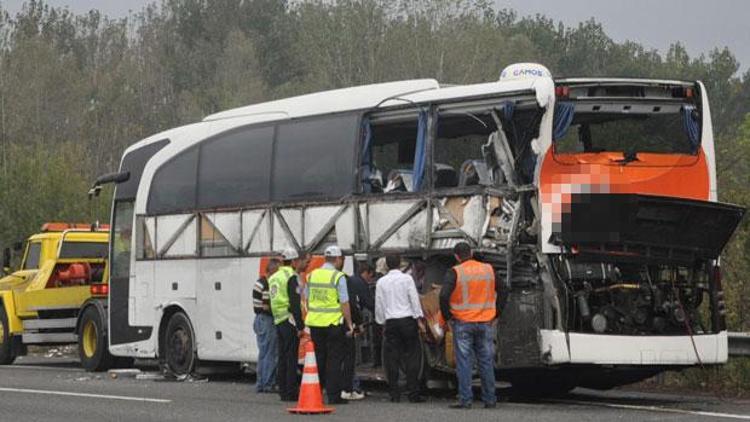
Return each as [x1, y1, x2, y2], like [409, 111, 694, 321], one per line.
[281, 248, 299, 260]
[324, 245, 343, 257]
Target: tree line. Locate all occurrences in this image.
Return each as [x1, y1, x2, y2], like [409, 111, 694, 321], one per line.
[0, 0, 748, 390]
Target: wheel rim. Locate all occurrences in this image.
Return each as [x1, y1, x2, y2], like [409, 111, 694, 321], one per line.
[168, 327, 192, 373]
[0, 319, 5, 344]
[82, 320, 97, 358]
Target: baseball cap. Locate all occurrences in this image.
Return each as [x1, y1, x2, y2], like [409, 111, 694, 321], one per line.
[324, 245, 343, 257]
[281, 248, 299, 260]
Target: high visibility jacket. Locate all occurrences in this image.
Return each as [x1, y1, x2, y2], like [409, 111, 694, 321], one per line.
[449, 259, 497, 322]
[305, 268, 344, 328]
[269, 266, 294, 325]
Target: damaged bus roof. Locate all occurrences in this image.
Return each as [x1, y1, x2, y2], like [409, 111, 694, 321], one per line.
[122, 76, 555, 160]
[123, 76, 554, 156]
[202, 77, 554, 122]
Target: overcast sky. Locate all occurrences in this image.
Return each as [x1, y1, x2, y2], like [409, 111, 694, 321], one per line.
[2, 0, 748, 73]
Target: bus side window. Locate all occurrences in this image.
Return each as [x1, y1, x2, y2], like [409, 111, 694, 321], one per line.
[197, 125, 273, 209]
[362, 111, 425, 194]
[148, 148, 198, 215]
[273, 114, 359, 202]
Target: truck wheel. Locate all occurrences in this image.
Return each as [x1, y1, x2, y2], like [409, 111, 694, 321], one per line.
[78, 306, 114, 371]
[0, 304, 16, 365]
[163, 312, 197, 377]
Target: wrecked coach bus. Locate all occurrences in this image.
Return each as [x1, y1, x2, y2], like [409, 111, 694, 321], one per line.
[92, 63, 744, 393]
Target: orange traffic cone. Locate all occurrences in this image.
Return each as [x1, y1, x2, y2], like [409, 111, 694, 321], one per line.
[288, 340, 334, 415]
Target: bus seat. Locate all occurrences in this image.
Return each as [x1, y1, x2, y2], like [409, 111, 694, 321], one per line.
[385, 169, 413, 192]
[434, 163, 458, 188]
[459, 159, 493, 186]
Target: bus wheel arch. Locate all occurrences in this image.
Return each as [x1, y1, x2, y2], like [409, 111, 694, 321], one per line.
[158, 306, 197, 377]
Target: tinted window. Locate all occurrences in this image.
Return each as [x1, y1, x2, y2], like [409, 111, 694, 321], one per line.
[116, 139, 169, 201]
[59, 242, 108, 259]
[273, 115, 358, 201]
[148, 148, 198, 214]
[23, 242, 42, 270]
[198, 126, 273, 209]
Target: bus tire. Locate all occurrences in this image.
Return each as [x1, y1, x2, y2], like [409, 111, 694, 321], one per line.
[78, 306, 115, 371]
[163, 311, 197, 377]
[0, 304, 16, 365]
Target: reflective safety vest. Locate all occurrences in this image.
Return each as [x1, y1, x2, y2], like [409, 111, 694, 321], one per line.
[305, 268, 345, 328]
[449, 259, 497, 322]
[269, 266, 295, 325]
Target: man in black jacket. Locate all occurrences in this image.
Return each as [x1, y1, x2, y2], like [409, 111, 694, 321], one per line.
[341, 261, 375, 400]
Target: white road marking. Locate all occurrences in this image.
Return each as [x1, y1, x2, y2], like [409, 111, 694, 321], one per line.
[0, 387, 171, 403]
[559, 399, 750, 420]
[2, 364, 82, 372]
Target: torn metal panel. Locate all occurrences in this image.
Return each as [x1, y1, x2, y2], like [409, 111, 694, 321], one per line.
[381, 208, 429, 250]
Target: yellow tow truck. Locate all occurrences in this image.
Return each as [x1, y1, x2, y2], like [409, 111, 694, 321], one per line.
[0, 223, 121, 371]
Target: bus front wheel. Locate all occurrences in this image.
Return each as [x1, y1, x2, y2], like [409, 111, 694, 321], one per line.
[163, 311, 197, 377]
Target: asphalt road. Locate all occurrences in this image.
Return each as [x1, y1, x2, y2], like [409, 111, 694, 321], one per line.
[1, 356, 749, 422]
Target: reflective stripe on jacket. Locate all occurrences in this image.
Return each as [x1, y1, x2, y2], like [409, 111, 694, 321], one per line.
[269, 266, 294, 325]
[305, 268, 344, 327]
[449, 259, 497, 322]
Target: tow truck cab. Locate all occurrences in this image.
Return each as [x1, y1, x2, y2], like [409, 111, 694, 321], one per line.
[0, 223, 119, 370]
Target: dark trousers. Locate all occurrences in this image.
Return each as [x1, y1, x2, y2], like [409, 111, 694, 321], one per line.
[276, 321, 299, 401]
[372, 324, 383, 367]
[310, 325, 347, 402]
[342, 335, 356, 392]
[384, 317, 421, 400]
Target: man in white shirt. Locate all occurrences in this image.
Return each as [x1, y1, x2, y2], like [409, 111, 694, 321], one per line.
[375, 254, 426, 403]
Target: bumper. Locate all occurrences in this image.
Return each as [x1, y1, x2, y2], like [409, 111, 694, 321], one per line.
[539, 329, 728, 365]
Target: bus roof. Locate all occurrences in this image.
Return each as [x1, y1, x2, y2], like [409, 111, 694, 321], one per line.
[124, 76, 554, 157]
[203, 77, 552, 122]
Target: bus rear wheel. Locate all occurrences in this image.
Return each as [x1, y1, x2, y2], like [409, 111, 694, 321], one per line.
[0, 304, 17, 365]
[163, 312, 197, 377]
[78, 306, 115, 371]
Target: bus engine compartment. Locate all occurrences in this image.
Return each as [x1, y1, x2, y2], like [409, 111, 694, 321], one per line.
[555, 258, 711, 336]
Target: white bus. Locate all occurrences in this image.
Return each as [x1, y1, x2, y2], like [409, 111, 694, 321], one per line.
[93, 63, 744, 393]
